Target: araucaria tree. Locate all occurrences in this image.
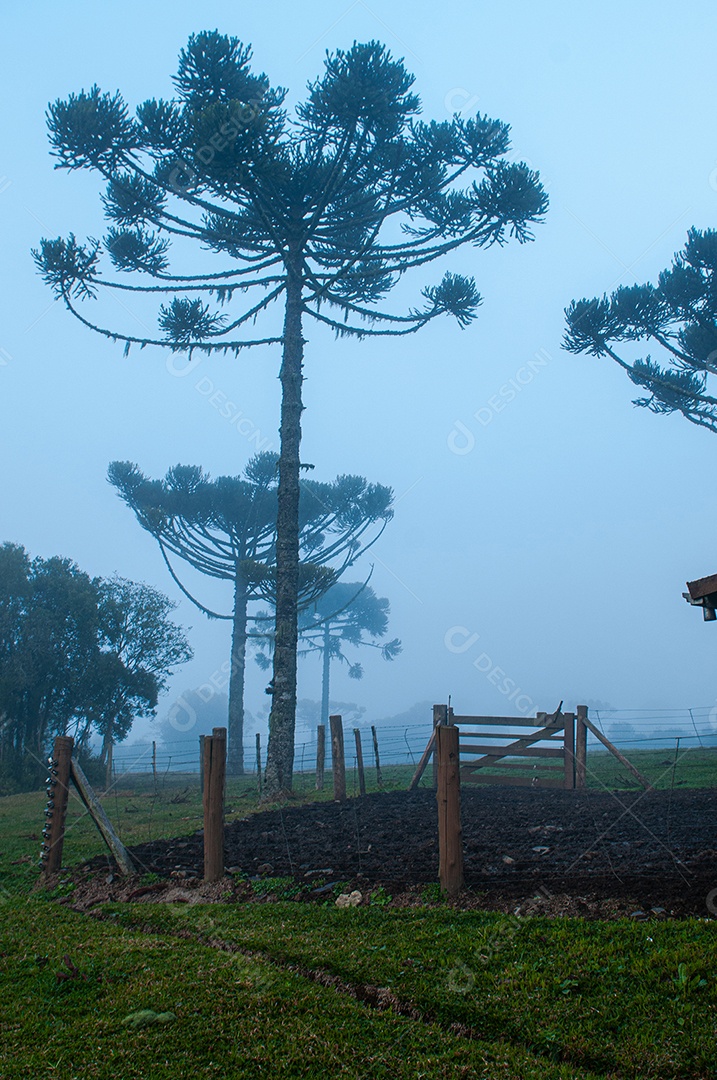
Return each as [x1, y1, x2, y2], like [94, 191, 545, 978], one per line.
[565, 228, 717, 433]
[255, 581, 401, 728]
[108, 452, 393, 774]
[34, 31, 547, 793]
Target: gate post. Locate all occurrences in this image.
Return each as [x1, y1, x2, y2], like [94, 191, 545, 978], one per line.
[436, 723, 464, 896]
[432, 703, 448, 788]
[563, 711, 576, 789]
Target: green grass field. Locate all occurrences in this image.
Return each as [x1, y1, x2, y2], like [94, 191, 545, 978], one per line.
[1, 750, 716, 1078]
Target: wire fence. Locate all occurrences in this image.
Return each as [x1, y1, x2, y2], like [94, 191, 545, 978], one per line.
[110, 706, 717, 779]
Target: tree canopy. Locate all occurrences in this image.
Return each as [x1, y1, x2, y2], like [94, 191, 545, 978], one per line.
[255, 580, 401, 726]
[109, 452, 393, 773]
[35, 31, 547, 792]
[564, 228, 717, 433]
[0, 543, 192, 792]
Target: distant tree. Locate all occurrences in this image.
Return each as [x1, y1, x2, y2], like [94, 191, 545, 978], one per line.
[158, 688, 231, 746]
[294, 697, 366, 732]
[34, 32, 547, 792]
[0, 544, 192, 790]
[108, 452, 393, 773]
[255, 581, 400, 726]
[0, 544, 100, 786]
[565, 228, 717, 433]
[92, 577, 193, 787]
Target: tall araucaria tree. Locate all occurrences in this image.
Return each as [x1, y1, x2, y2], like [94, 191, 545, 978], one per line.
[108, 452, 393, 774]
[34, 32, 548, 793]
[564, 229, 717, 433]
[255, 580, 401, 728]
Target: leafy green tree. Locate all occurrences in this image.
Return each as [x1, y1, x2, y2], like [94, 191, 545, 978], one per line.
[255, 581, 400, 727]
[564, 228, 717, 433]
[34, 32, 547, 792]
[108, 452, 393, 773]
[93, 577, 193, 787]
[0, 544, 100, 786]
[0, 544, 191, 791]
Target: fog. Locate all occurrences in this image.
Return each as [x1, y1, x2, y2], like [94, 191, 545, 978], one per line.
[3, 0, 717, 757]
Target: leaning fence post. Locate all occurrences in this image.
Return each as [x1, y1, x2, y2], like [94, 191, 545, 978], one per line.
[353, 728, 366, 796]
[371, 725, 383, 789]
[436, 723, 464, 896]
[575, 705, 588, 789]
[316, 724, 325, 790]
[43, 735, 74, 876]
[432, 704, 448, 789]
[329, 714, 346, 802]
[563, 711, 576, 790]
[203, 727, 226, 882]
[70, 757, 135, 876]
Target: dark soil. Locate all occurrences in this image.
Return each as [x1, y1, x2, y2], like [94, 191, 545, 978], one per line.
[77, 787, 717, 919]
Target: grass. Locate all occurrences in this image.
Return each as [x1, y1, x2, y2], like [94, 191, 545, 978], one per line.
[1, 752, 716, 1078]
[2, 896, 715, 1079]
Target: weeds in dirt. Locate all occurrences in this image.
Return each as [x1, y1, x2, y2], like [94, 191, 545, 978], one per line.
[370, 885, 392, 907]
[251, 876, 303, 900]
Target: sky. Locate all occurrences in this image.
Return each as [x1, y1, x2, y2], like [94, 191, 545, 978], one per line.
[3, 0, 717, 751]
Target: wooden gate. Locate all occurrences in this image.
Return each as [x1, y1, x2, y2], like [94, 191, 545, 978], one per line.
[451, 705, 576, 789]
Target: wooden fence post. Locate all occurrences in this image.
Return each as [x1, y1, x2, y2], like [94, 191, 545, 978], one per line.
[256, 732, 262, 796]
[432, 703, 448, 789]
[199, 734, 205, 797]
[353, 728, 366, 796]
[436, 724, 464, 896]
[371, 725, 383, 788]
[329, 714, 346, 802]
[70, 758, 135, 876]
[563, 711, 576, 789]
[575, 705, 588, 789]
[582, 715, 653, 791]
[408, 728, 436, 791]
[316, 724, 325, 790]
[203, 727, 226, 882]
[43, 735, 74, 876]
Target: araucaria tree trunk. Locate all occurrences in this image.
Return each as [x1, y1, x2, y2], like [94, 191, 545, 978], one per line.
[103, 722, 114, 790]
[227, 574, 248, 775]
[321, 621, 331, 727]
[265, 261, 304, 793]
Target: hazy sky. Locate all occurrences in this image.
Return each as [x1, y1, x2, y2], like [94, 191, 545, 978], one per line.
[3, 1, 717, 746]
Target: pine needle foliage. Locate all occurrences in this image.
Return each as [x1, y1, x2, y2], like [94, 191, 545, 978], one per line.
[35, 32, 547, 792]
